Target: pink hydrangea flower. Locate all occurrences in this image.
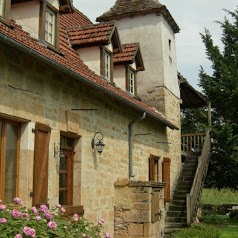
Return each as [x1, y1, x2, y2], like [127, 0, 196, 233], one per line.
[61, 207, 66, 213]
[15, 234, 22, 238]
[23, 226, 36, 237]
[44, 212, 53, 220]
[82, 234, 87, 238]
[11, 209, 21, 218]
[0, 204, 6, 210]
[47, 221, 57, 229]
[31, 207, 38, 215]
[98, 218, 104, 225]
[73, 213, 79, 221]
[22, 213, 30, 220]
[35, 215, 41, 220]
[0, 218, 7, 224]
[106, 233, 111, 238]
[55, 204, 61, 208]
[40, 204, 48, 214]
[14, 197, 23, 206]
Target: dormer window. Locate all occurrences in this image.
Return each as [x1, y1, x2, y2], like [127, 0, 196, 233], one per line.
[45, 7, 56, 45]
[101, 47, 113, 81]
[0, 0, 4, 17]
[126, 67, 136, 96]
[128, 69, 135, 95]
[0, 0, 10, 24]
[104, 51, 111, 81]
[39, 2, 60, 51]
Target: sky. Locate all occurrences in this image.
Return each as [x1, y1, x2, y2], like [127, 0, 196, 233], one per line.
[74, 0, 237, 91]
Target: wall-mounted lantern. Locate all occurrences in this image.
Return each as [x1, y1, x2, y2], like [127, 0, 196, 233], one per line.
[91, 132, 105, 154]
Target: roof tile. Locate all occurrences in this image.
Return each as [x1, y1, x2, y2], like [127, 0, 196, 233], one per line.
[0, 7, 177, 129]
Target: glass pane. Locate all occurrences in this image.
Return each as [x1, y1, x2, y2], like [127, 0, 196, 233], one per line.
[5, 124, 18, 202]
[59, 152, 67, 170]
[59, 190, 67, 205]
[59, 173, 67, 188]
[0, 0, 3, 17]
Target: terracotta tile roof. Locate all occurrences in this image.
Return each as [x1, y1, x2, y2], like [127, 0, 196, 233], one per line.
[114, 43, 137, 63]
[96, 0, 180, 33]
[0, 8, 178, 129]
[67, 22, 115, 47]
[114, 43, 144, 71]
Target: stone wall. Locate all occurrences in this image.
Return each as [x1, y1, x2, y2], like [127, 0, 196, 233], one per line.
[0, 42, 182, 236]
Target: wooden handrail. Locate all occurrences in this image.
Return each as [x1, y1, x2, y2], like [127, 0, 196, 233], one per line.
[186, 129, 211, 225]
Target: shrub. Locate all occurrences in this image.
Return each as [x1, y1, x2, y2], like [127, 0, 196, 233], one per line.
[174, 224, 220, 238]
[229, 210, 238, 219]
[0, 198, 110, 238]
[200, 213, 228, 224]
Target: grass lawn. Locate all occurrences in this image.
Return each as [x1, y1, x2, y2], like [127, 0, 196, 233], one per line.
[201, 188, 238, 205]
[220, 226, 238, 238]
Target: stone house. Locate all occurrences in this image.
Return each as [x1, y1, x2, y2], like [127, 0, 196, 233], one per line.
[0, 0, 210, 237]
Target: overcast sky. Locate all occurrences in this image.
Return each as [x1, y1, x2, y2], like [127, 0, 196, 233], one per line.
[74, 0, 237, 91]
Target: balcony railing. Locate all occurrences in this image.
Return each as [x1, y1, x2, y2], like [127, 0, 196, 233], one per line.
[181, 133, 206, 152]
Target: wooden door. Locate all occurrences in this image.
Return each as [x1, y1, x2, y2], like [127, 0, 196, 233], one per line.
[32, 122, 51, 206]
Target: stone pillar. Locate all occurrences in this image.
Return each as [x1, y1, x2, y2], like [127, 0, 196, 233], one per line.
[114, 179, 165, 238]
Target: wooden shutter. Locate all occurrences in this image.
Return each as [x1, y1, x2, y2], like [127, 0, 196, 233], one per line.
[151, 188, 161, 222]
[162, 157, 171, 202]
[33, 122, 51, 206]
[149, 154, 155, 181]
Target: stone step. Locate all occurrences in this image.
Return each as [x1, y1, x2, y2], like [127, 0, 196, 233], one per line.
[171, 200, 186, 206]
[169, 204, 186, 211]
[164, 227, 182, 235]
[165, 222, 187, 228]
[166, 216, 187, 223]
[173, 194, 187, 200]
[167, 210, 187, 217]
[177, 181, 193, 186]
[173, 190, 191, 197]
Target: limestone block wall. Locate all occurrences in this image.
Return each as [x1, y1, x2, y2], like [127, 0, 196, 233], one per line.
[0, 43, 182, 236]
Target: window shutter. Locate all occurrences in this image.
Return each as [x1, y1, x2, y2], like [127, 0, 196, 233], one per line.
[151, 188, 160, 222]
[33, 122, 51, 206]
[162, 157, 171, 202]
[149, 154, 155, 181]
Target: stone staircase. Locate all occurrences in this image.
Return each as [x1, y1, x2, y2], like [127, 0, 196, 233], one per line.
[164, 154, 198, 238]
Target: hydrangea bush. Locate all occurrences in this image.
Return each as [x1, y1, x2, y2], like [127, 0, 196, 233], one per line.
[0, 198, 110, 238]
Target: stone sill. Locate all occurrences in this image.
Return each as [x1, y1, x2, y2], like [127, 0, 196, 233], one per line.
[115, 179, 165, 188]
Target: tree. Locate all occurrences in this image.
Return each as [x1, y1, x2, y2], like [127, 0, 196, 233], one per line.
[199, 7, 238, 189]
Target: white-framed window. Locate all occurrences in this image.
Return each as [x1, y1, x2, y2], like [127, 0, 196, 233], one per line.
[104, 51, 111, 81]
[129, 69, 135, 95]
[45, 7, 56, 45]
[0, 0, 4, 17]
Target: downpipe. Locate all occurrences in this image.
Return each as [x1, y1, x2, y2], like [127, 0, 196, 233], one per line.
[128, 112, 146, 178]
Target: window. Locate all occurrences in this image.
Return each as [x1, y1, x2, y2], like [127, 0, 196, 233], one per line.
[129, 69, 135, 95]
[126, 67, 137, 96]
[149, 154, 160, 182]
[100, 47, 113, 81]
[59, 136, 74, 206]
[0, 0, 4, 17]
[39, 2, 59, 50]
[45, 7, 56, 45]
[0, 118, 20, 202]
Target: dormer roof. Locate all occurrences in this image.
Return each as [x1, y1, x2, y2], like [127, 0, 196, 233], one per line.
[113, 43, 144, 71]
[67, 22, 122, 52]
[96, 0, 180, 33]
